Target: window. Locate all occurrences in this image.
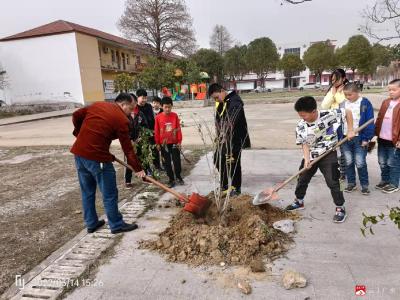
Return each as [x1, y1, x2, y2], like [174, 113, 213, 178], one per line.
[111, 50, 115, 63]
[284, 47, 301, 57]
[136, 56, 141, 64]
[127, 55, 130, 65]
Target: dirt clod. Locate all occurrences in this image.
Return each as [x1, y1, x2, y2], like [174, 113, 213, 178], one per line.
[250, 259, 266, 273]
[237, 280, 252, 295]
[140, 194, 293, 267]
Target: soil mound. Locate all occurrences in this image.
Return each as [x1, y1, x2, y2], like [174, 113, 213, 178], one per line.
[140, 194, 295, 266]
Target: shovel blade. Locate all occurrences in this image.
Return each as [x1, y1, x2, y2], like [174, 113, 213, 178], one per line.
[252, 188, 279, 205]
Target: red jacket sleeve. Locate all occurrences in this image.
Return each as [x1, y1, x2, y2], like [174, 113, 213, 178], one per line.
[176, 114, 182, 144]
[154, 115, 161, 144]
[117, 119, 143, 172]
[72, 107, 88, 137]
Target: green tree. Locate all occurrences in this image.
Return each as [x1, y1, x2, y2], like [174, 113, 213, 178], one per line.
[278, 53, 306, 89]
[114, 73, 135, 92]
[173, 58, 202, 83]
[191, 49, 224, 83]
[139, 57, 176, 91]
[337, 35, 373, 76]
[245, 37, 280, 87]
[224, 45, 249, 80]
[303, 41, 336, 83]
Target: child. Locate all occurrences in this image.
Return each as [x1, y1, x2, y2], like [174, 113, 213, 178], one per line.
[125, 94, 148, 189]
[152, 96, 163, 116]
[341, 83, 375, 195]
[374, 79, 400, 193]
[321, 68, 349, 109]
[154, 97, 183, 188]
[208, 83, 251, 197]
[286, 96, 355, 223]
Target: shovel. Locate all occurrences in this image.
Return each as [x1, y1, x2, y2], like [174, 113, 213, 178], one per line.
[114, 156, 211, 216]
[253, 118, 375, 205]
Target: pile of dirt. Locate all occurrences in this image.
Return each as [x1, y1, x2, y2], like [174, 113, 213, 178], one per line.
[140, 194, 296, 266]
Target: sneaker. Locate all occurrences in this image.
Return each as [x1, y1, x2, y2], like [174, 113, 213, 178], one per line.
[375, 182, 389, 190]
[111, 223, 138, 234]
[361, 187, 370, 195]
[333, 207, 346, 223]
[285, 199, 304, 211]
[382, 184, 400, 194]
[176, 178, 185, 185]
[167, 181, 176, 188]
[125, 183, 133, 190]
[87, 220, 105, 233]
[344, 184, 357, 193]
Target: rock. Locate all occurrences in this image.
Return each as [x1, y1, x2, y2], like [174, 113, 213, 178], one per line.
[74, 210, 82, 214]
[237, 281, 252, 295]
[250, 259, 265, 272]
[161, 237, 172, 249]
[220, 262, 226, 267]
[282, 270, 307, 290]
[181, 279, 186, 284]
[273, 219, 295, 234]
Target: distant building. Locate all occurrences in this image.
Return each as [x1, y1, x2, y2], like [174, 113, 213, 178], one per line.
[0, 20, 163, 105]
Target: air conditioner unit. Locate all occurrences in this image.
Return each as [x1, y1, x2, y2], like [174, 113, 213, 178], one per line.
[103, 47, 109, 54]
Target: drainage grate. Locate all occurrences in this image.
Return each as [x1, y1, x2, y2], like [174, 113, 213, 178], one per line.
[9, 192, 154, 300]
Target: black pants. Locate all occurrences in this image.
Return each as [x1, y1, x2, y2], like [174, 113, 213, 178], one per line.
[161, 144, 181, 182]
[295, 151, 345, 206]
[124, 155, 133, 183]
[214, 145, 242, 192]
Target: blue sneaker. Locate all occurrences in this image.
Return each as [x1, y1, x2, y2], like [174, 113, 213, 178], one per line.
[285, 199, 304, 211]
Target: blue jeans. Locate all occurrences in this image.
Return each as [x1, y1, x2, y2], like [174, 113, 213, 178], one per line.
[74, 156, 124, 231]
[378, 143, 400, 187]
[341, 136, 369, 188]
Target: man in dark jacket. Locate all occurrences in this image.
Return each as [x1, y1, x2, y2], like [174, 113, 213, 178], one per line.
[208, 83, 251, 196]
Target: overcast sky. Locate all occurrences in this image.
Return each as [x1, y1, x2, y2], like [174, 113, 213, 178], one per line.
[0, 0, 378, 48]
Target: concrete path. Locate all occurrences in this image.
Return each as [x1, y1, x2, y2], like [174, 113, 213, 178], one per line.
[0, 108, 76, 126]
[65, 150, 400, 300]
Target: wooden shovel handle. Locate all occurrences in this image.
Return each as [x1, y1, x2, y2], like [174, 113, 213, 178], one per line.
[273, 118, 375, 193]
[113, 156, 188, 202]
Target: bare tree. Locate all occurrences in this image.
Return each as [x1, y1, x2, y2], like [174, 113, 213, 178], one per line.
[361, 0, 400, 41]
[118, 0, 197, 58]
[209, 25, 233, 55]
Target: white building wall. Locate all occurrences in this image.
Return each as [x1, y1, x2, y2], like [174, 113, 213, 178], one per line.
[0, 33, 84, 105]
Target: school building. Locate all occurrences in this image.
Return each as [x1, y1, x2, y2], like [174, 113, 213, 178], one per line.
[0, 20, 161, 105]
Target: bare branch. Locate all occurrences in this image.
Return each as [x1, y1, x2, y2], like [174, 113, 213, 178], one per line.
[361, 0, 400, 41]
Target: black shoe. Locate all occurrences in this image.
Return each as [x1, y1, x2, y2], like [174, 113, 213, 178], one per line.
[285, 199, 304, 211]
[375, 181, 389, 190]
[87, 220, 105, 233]
[111, 223, 138, 234]
[168, 181, 176, 188]
[344, 184, 357, 193]
[333, 207, 346, 223]
[382, 184, 400, 194]
[176, 178, 185, 185]
[361, 187, 370, 195]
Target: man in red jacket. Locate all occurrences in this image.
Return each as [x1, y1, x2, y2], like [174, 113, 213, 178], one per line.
[71, 93, 145, 234]
[154, 97, 183, 188]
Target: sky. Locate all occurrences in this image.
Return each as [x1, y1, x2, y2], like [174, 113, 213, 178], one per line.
[0, 0, 380, 48]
